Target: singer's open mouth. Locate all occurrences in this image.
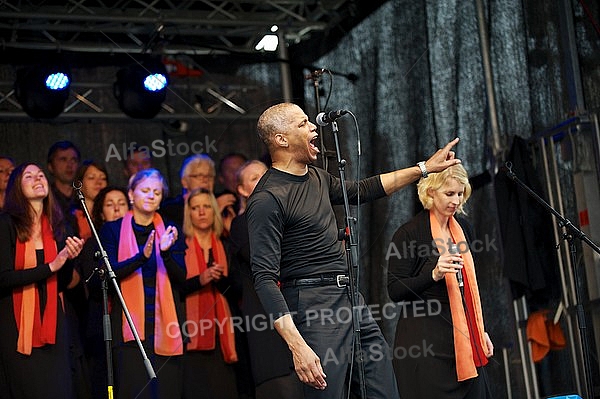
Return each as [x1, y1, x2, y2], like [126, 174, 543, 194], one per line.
[309, 135, 319, 151]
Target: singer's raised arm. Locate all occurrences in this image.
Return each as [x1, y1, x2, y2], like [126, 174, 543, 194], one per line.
[379, 137, 461, 195]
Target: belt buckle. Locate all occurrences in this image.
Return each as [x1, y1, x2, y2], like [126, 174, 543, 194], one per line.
[336, 275, 349, 288]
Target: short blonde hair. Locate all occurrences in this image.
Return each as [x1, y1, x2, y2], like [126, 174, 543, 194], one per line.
[182, 188, 224, 238]
[416, 164, 471, 214]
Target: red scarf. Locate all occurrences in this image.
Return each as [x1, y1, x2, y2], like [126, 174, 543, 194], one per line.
[184, 234, 237, 363]
[118, 211, 183, 356]
[13, 216, 58, 355]
[430, 212, 488, 381]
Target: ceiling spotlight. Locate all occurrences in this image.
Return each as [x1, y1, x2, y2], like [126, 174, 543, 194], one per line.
[14, 66, 71, 119]
[114, 59, 169, 119]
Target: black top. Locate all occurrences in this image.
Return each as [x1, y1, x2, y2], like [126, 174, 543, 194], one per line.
[387, 210, 480, 398]
[51, 184, 78, 237]
[98, 216, 187, 347]
[0, 213, 75, 399]
[229, 213, 295, 385]
[159, 195, 185, 229]
[246, 165, 386, 317]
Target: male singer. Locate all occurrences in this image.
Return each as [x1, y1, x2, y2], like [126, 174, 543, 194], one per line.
[247, 102, 460, 398]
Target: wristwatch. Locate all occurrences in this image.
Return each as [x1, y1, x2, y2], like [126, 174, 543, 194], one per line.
[417, 161, 428, 178]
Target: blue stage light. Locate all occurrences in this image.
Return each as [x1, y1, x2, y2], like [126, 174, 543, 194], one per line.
[45, 72, 70, 90]
[15, 66, 71, 119]
[143, 73, 167, 92]
[114, 59, 169, 119]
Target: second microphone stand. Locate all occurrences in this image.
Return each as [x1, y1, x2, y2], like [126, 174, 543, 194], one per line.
[73, 182, 156, 399]
[329, 120, 367, 398]
[504, 162, 600, 399]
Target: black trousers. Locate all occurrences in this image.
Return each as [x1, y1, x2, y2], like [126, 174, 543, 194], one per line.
[114, 345, 183, 399]
[282, 284, 400, 399]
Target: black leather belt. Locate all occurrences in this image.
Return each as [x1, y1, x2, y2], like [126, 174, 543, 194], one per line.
[281, 274, 350, 289]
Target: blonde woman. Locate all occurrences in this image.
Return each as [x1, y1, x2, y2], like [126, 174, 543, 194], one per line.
[387, 164, 494, 399]
[181, 188, 238, 399]
[99, 169, 186, 399]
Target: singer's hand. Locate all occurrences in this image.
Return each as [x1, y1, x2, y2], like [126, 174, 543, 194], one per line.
[211, 264, 225, 281]
[484, 332, 494, 357]
[424, 138, 461, 174]
[432, 253, 463, 282]
[291, 340, 327, 390]
[143, 231, 155, 258]
[49, 236, 84, 272]
[159, 226, 178, 251]
[199, 264, 225, 285]
[273, 314, 327, 390]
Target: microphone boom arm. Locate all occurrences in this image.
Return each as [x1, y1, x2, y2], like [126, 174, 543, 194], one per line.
[72, 181, 157, 386]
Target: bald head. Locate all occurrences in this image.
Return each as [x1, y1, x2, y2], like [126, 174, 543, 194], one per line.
[257, 103, 300, 150]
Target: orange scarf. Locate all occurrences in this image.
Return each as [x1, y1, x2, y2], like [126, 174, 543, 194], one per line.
[118, 211, 182, 356]
[430, 211, 487, 381]
[184, 234, 237, 363]
[13, 216, 58, 355]
[74, 209, 92, 241]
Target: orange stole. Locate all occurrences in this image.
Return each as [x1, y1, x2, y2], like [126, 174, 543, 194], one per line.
[429, 212, 487, 381]
[13, 215, 58, 355]
[118, 211, 182, 356]
[73, 209, 92, 241]
[184, 234, 237, 363]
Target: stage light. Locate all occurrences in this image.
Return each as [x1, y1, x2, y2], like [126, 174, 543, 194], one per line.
[114, 60, 169, 119]
[255, 25, 279, 52]
[14, 66, 71, 119]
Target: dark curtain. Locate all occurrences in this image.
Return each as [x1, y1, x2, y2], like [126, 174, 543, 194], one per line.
[266, 0, 598, 396]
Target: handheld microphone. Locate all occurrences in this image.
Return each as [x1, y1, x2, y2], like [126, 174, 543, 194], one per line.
[448, 243, 463, 290]
[315, 110, 348, 126]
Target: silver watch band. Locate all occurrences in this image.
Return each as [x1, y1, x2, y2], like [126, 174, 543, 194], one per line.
[417, 161, 428, 178]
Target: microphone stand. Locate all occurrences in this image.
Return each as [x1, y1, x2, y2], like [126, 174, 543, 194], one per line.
[330, 120, 367, 398]
[72, 182, 156, 399]
[504, 162, 600, 399]
[305, 68, 327, 170]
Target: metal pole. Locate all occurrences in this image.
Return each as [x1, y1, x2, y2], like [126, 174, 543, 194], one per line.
[475, 0, 503, 160]
[278, 30, 293, 102]
[558, 0, 586, 113]
[541, 138, 584, 395]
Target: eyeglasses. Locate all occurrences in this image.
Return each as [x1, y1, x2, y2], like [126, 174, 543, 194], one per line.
[187, 173, 214, 181]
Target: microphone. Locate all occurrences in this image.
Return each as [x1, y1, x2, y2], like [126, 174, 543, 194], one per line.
[316, 110, 348, 126]
[304, 68, 327, 80]
[448, 243, 463, 290]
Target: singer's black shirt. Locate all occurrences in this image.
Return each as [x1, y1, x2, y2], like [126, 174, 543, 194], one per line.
[246, 165, 386, 317]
